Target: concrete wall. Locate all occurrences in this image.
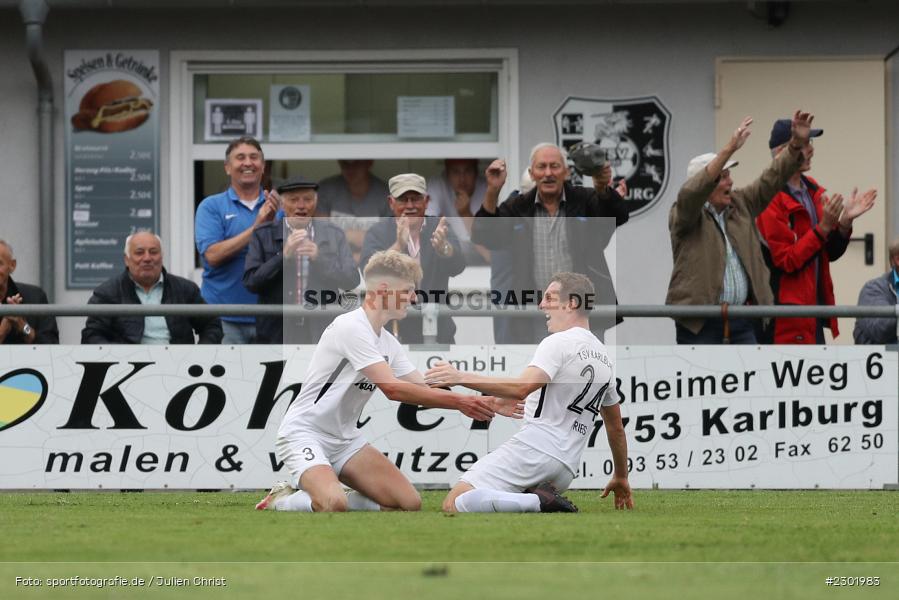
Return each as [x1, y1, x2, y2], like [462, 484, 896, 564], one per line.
[2, 2, 898, 343]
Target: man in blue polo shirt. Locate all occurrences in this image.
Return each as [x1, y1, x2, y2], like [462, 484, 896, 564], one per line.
[195, 136, 279, 343]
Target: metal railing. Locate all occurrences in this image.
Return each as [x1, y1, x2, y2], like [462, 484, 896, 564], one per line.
[2, 303, 898, 319]
[4, 302, 898, 345]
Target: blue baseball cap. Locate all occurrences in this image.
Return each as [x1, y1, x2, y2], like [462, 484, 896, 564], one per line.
[769, 119, 823, 149]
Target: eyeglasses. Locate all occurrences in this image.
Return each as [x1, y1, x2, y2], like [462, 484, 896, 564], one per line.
[393, 195, 426, 205]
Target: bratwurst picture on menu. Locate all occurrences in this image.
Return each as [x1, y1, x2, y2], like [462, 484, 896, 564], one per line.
[71, 79, 153, 133]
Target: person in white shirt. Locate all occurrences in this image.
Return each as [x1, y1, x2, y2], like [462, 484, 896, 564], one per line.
[256, 250, 523, 513]
[425, 158, 490, 264]
[425, 272, 633, 513]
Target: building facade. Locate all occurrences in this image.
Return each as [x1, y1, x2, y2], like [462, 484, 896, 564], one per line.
[2, 0, 898, 343]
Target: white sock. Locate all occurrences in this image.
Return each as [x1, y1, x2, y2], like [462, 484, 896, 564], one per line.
[454, 488, 540, 513]
[274, 490, 313, 512]
[346, 490, 381, 511]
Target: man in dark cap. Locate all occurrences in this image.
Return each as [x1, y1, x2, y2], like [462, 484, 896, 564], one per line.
[244, 176, 359, 343]
[756, 118, 876, 344]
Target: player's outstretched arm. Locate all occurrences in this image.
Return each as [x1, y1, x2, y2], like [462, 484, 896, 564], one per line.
[362, 362, 496, 422]
[424, 361, 549, 400]
[402, 370, 525, 419]
[599, 402, 634, 510]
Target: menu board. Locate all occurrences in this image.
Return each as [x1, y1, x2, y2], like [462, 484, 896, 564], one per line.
[64, 50, 160, 289]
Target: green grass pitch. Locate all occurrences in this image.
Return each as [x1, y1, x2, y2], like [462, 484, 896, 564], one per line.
[1, 489, 897, 599]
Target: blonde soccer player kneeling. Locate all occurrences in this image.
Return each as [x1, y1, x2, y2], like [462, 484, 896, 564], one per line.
[256, 250, 523, 513]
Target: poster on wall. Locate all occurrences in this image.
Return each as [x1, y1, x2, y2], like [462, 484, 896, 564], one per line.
[204, 99, 263, 141]
[0, 345, 894, 490]
[268, 85, 311, 142]
[64, 49, 160, 289]
[397, 96, 455, 138]
[553, 95, 671, 217]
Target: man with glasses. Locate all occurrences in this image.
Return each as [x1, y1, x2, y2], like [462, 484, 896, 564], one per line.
[666, 111, 815, 344]
[361, 174, 464, 344]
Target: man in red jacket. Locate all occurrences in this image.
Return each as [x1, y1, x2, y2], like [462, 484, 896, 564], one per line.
[756, 119, 876, 344]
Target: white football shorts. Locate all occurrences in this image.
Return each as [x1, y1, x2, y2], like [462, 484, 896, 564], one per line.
[459, 438, 575, 493]
[276, 431, 368, 489]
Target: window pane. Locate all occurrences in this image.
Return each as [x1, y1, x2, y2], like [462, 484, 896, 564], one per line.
[193, 71, 497, 143]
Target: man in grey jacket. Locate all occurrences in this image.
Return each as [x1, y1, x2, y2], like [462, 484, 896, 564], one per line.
[666, 110, 814, 344]
[853, 238, 899, 344]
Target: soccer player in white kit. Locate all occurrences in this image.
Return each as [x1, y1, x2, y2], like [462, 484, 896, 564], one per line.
[425, 272, 633, 513]
[256, 250, 523, 513]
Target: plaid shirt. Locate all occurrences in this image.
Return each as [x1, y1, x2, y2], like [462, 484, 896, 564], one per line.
[706, 203, 749, 305]
[533, 191, 574, 291]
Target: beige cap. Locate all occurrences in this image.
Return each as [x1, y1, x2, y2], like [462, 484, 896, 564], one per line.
[389, 173, 427, 198]
[686, 153, 738, 179]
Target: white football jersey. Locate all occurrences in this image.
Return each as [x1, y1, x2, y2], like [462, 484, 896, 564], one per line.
[512, 326, 616, 473]
[278, 308, 416, 441]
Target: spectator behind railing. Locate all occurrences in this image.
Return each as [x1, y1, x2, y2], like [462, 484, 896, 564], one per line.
[81, 232, 223, 344]
[244, 176, 359, 344]
[854, 238, 899, 344]
[757, 118, 876, 344]
[361, 174, 465, 344]
[472, 144, 628, 343]
[425, 159, 491, 265]
[317, 160, 392, 265]
[666, 111, 813, 344]
[0, 239, 58, 344]
[195, 136, 279, 344]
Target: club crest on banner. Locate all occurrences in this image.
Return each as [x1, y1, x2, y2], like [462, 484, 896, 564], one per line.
[553, 95, 671, 217]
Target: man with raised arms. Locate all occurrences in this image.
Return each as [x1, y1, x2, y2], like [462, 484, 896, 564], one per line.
[425, 272, 633, 513]
[256, 250, 522, 513]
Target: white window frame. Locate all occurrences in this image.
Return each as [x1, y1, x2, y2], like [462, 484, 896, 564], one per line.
[168, 49, 519, 280]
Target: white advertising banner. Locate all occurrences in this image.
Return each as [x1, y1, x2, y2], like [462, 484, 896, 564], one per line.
[0, 346, 895, 489]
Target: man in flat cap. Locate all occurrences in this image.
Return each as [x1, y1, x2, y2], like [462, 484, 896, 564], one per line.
[756, 118, 876, 344]
[361, 173, 465, 344]
[244, 176, 359, 344]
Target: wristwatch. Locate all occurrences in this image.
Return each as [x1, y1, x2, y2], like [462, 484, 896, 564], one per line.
[22, 324, 32, 338]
